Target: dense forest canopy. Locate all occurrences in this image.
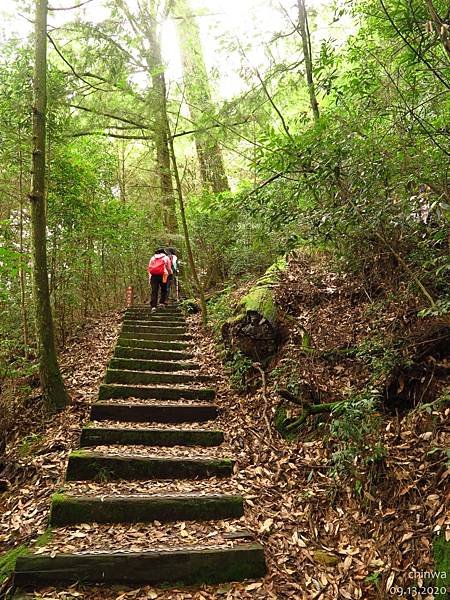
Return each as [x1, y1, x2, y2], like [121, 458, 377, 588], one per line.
[0, 0, 449, 401]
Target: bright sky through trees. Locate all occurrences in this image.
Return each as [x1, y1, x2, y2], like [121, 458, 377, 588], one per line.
[0, 0, 352, 99]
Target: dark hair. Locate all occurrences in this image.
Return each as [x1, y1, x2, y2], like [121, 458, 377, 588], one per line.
[155, 248, 166, 254]
[166, 247, 177, 256]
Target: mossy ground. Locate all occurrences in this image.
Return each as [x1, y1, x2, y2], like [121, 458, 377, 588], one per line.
[433, 534, 450, 599]
[0, 545, 29, 584]
[0, 531, 52, 584]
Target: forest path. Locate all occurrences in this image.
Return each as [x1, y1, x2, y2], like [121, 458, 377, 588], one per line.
[13, 306, 265, 589]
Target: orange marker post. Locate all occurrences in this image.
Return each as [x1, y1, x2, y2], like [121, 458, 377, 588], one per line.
[126, 286, 134, 307]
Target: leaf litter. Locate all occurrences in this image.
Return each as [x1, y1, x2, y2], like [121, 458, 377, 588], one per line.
[1, 279, 449, 599]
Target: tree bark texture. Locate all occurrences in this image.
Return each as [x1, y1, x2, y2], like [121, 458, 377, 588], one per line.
[147, 19, 178, 233]
[173, 0, 230, 193]
[297, 0, 320, 123]
[30, 0, 69, 411]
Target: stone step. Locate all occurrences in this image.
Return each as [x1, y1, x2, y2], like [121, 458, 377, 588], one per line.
[123, 319, 186, 328]
[125, 308, 182, 316]
[105, 369, 212, 386]
[121, 328, 192, 341]
[80, 426, 224, 447]
[109, 357, 199, 372]
[66, 451, 234, 481]
[122, 324, 188, 335]
[123, 310, 186, 320]
[90, 402, 218, 423]
[49, 493, 243, 526]
[114, 346, 193, 361]
[98, 383, 215, 401]
[124, 315, 186, 323]
[14, 544, 266, 586]
[117, 337, 190, 351]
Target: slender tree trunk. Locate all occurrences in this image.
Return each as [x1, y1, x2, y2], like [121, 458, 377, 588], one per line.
[118, 141, 127, 203]
[173, 0, 229, 193]
[165, 118, 207, 325]
[298, 0, 320, 122]
[30, 0, 69, 411]
[18, 140, 30, 359]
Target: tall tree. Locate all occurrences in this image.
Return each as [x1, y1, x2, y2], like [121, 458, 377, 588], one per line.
[147, 12, 178, 232]
[173, 0, 230, 193]
[30, 0, 69, 411]
[297, 0, 320, 122]
[113, 0, 179, 232]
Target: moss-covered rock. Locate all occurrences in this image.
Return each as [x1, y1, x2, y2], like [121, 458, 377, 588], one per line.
[222, 258, 287, 362]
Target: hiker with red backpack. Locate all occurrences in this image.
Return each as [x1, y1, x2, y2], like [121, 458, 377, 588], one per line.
[147, 248, 172, 310]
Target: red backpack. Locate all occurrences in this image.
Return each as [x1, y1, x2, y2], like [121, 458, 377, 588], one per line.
[148, 255, 166, 276]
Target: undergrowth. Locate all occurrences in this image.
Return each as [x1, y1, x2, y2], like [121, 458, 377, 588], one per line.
[328, 387, 385, 479]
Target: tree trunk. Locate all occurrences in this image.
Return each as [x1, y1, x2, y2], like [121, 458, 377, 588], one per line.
[165, 118, 208, 326]
[173, 0, 230, 193]
[147, 20, 178, 233]
[30, 0, 69, 411]
[297, 0, 320, 123]
[18, 139, 30, 359]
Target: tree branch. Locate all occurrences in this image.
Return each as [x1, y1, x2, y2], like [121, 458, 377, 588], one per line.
[70, 103, 153, 131]
[379, 0, 450, 89]
[70, 131, 153, 140]
[47, 34, 112, 92]
[49, 0, 95, 10]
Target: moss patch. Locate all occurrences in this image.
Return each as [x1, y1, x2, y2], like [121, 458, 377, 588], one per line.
[433, 533, 449, 599]
[18, 434, 43, 458]
[0, 545, 29, 584]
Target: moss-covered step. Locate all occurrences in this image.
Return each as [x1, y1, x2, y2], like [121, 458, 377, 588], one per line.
[109, 357, 199, 372]
[80, 427, 224, 447]
[120, 329, 192, 342]
[117, 338, 190, 351]
[14, 544, 266, 586]
[66, 451, 234, 481]
[123, 320, 186, 328]
[114, 346, 193, 361]
[122, 321, 187, 339]
[50, 493, 243, 525]
[98, 383, 215, 401]
[104, 369, 212, 386]
[90, 402, 218, 423]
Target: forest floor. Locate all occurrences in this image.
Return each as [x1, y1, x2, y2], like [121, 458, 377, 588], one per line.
[0, 255, 449, 599]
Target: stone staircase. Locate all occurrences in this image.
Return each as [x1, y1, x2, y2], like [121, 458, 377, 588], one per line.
[14, 305, 266, 589]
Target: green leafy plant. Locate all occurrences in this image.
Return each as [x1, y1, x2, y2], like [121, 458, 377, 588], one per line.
[329, 387, 385, 477]
[224, 351, 254, 391]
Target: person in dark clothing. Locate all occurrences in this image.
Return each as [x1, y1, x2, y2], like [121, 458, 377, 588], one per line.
[147, 248, 172, 310]
[165, 247, 179, 303]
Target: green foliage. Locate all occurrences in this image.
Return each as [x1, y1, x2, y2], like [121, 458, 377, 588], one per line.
[207, 287, 236, 336]
[187, 191, 285, 290]
[354, 335, 400, 380]
[18, 434, 43, 458]
[224, 351, 254, 391]
[329, 388, 385, 477]
[273, 404, 297, 441]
